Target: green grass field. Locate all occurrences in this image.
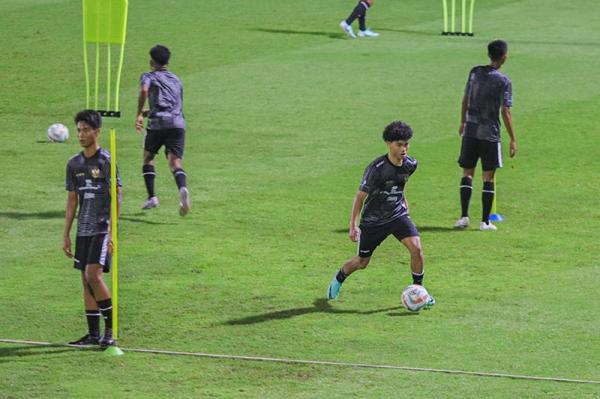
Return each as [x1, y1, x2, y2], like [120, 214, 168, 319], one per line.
[1, 0, 599, 397]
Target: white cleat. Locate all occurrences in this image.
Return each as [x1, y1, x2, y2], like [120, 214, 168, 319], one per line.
[454, 216, 469, 229]
[358, 28, 379, 37]
[179, 187, 190, 216]
[480, 221, 498, 231]
[339, 20, 357, 39]
[142, 196, 159, 210]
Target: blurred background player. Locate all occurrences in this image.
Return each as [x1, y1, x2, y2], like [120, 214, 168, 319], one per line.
[63, 110, 122, 348]
[136, 44, 190, 216]
[339, 0, 379, 39]
[455, 40, 517, 231]
[327, 121, 434, 307]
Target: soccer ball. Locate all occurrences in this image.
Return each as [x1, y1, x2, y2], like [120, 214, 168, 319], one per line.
[47, 123, 69, 143]
[401, 284, 430, 312]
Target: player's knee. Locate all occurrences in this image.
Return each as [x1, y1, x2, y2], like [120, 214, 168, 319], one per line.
[84, 269, 102, 285]
[357, 257, 370, 269]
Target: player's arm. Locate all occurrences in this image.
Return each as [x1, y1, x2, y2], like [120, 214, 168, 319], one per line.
[135, 85, 149, 133]
[501, 106, 517, 157]
[349, 191, 368, 242]
[63, 191, 78, 258]
[459, 94, 468, 136]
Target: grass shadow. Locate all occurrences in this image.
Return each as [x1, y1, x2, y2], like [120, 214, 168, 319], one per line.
[252, 28, 345, 40]
[225, 298, 410, 325]
[0, 344, 80, 360]
[376, 28, 441, 37]
[120, 214, 177, 226]
[0, 210, 64, 220]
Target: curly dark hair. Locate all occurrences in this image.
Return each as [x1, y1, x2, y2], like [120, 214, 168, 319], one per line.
[150, 44, 171, 66]
[382, 120, 413, 142]
[74, 109, 102, 129]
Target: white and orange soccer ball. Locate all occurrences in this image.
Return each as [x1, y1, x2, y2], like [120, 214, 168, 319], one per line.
[47, 123, 69, 143]
[401, 284, 431, 312]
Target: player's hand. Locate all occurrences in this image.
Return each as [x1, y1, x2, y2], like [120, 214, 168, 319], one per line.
[63, 236, 73, 258]
[509, 140, 517, 158]
[108, 240, 114, 256]
[458, 123, 465, 137]
[349, 225, 361, 242]
[135, 115, 145, 133]
[142, 108, 150, 117]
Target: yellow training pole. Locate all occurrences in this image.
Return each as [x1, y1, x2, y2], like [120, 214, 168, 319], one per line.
[109, 128, 119, 340]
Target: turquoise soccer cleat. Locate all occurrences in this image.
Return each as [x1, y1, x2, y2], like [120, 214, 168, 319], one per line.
[327, 274, 343, 300]
[424, 294, 436, 309]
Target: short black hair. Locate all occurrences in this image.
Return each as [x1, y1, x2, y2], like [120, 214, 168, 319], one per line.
[150, 45, 171, 66]
[383, 120, 413, 142]
[74, 109, 102, 129]
[488, 40, 508, 62]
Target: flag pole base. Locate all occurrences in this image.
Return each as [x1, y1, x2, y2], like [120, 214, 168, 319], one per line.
[104, 346, 124, 356]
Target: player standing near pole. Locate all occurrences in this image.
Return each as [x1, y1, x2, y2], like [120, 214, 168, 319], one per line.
[327, 121, 435, 307]
[339, 0, 379, 39]
[454, 40, 517, 231]
[136, 44, 190, 216]
[64, 110, 121, 348]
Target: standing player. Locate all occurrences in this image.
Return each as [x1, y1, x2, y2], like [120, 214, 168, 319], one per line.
[455, 40, 517, 231]
[327, 121, 435, 306]
[339, 0, 380, 39]
[63, 110, 121, 348]
[135, 44, 190, 216]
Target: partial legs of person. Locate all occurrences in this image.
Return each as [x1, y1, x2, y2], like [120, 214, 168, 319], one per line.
[400, 235, 435, 307]
[455, 167, 474, 228]
[142, 150, 159, 209]
[480, 169, 497, 231]
[340, 1, 371, 38]
[68, 272, 102, 346]
[357, 6, 379, 37]
[328, 256, 370, 299]
[168, 152, 190, 216]
[84, 264, 114, 348]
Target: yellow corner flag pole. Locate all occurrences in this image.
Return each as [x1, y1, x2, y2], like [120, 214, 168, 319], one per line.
[83, 0, 128, 356]
[490, 176, 504, 222]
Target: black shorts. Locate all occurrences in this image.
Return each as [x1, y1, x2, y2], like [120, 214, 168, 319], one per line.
[458, 135, 503, 171]
[74, 234, 111, 273]
[144, 128, 185, 159]
[357, 215, 419, 258]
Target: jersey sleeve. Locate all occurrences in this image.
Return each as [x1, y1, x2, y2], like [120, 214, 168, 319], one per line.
[140, 72, 151, 89]
[409, 159, 418, 176]
[464, 68, 476, 95]
[503, 78, 513, 107]
[65, 162, 76, 192]
[358, 163, 378, 193]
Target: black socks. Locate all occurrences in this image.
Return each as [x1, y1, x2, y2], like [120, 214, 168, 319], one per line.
[85, 309, 101, 337]
[143, 164, 156, 198]
[460, 176, 473, 217]
[482, 181, 495, 223]
[172, 168, 187, 190]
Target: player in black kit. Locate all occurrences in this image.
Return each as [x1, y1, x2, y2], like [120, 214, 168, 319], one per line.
[63, 110, 121, 348]
[455, 40, 517, 231]
[327, 121, 434, 307]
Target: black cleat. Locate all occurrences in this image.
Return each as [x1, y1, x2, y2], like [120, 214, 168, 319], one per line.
[68, 334, 100, 346]
[99, 329, 115, 348]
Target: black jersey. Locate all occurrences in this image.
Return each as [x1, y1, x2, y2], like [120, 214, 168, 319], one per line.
[464, 65, 513, 142]
[358, 154, 417, 227]
[65, 148, 121, 237]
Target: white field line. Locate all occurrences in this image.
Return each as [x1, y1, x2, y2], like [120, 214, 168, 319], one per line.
[1, 338, 599, 385]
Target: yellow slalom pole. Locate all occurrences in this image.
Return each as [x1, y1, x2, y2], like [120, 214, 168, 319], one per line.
[490, 176, 503, 222]
[109, 128, 119, 341]
[442, 0, 448, 34]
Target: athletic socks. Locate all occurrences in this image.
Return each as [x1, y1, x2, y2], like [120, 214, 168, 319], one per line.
[482, 181, 495, 223]
[97, 298, 113, 330]
[412, 271, 424, 285]
[172, 168, 187, 190]
[460, 177, 473, 217]
[143, 164, 156, 199]
[345, 1, 369, 28]
[335, 268, 348, 283]
[85, 309, 101, 337]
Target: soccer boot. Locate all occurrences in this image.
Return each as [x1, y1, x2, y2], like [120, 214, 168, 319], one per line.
[454, 216, 469, 229]
[68, 334, 100, 346]
[179, 187, 191, 216]
[479, 221, 498, 231]
[142, 196, 160, 210]
[339, 20, 357, 39]
[99, 329, 115, 349]
[424, 295, 436, 310]
[358, 28, 379, 37]
[327, 274, 343, 300]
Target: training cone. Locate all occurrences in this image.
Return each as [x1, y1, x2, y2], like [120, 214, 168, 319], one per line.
[104, 346, 124, 356]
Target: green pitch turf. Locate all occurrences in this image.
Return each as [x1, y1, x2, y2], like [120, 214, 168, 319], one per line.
[1, 0, 599, 397]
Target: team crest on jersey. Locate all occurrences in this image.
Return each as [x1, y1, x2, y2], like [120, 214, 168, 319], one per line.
[90, 167, 101, 178]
